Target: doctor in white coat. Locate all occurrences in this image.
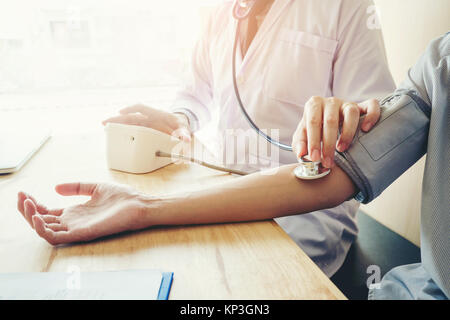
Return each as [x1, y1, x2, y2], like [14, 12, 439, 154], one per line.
[103, 0, 395, 277]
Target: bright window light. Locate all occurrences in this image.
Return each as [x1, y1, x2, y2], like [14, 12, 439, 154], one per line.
[0, 0, 221, 134]
[0, 0, 219, 94]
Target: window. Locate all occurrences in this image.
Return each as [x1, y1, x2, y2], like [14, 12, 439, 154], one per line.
[0, 0, 219, 133]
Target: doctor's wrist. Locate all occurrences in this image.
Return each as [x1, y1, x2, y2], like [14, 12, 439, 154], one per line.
[173, 112, 191, 131]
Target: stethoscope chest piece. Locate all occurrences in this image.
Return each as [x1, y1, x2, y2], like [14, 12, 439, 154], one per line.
[294, 156, 331, 180]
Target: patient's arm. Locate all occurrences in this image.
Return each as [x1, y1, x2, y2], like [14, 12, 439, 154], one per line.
[148, 164, 355, 226]
[17, 164, 356, 245]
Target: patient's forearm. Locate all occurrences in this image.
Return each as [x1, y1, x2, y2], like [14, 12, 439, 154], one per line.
[148, 164, 356, 226]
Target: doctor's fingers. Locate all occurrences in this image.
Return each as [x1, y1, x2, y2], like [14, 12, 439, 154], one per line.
[292, 120, 308, 159]
[103, 113, 171, 134]
[121, 105, 190, 134]
[102, 113, 150, 127]
[337, 102, 360, 152]
[304, 96, 324, 162]
[357, 99, 381, 132]
[322, 98, 342, 168]
[119, 104, 157, 116]
[102, 113, 175, 135]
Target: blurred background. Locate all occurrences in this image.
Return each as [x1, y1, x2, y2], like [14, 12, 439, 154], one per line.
[0, 0, 219, 132]
[0, 0, 219, 93]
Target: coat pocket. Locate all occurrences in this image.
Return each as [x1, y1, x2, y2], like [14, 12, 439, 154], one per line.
[264, 29, 337, 107]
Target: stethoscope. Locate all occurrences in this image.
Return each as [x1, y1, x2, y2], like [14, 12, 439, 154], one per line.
[231, 0, 330, 180]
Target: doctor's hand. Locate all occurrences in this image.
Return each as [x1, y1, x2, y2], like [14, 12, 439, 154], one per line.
[102, 104, 192, 142]
[17, 183, 157, 245]
[292, 96, 380, 168]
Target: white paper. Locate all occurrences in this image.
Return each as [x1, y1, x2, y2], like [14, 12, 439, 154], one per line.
[0, 269, 164, 300]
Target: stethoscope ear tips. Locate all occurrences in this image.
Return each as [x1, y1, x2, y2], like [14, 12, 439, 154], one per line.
[294, 156, 331, 180]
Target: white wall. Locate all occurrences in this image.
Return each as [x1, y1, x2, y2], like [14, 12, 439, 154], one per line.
[361, 0, 450, 246]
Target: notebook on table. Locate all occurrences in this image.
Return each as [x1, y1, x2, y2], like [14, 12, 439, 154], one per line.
[0, 269, 174, 300]
[0, 127, 51, 174]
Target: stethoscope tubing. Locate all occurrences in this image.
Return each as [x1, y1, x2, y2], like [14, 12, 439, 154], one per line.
[232, 16, 293, 152]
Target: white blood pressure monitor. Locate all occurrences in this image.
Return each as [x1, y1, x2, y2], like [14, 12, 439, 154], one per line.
[105, 123, 331, 180]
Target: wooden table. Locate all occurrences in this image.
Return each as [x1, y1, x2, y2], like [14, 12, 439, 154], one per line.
[0, 129, 346, 300]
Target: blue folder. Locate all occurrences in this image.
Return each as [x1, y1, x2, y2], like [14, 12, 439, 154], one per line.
[0, 270, 174, 300]
[158, 272, 174, 300]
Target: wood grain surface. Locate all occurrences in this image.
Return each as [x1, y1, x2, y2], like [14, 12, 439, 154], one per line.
[0, 129, 346, 300]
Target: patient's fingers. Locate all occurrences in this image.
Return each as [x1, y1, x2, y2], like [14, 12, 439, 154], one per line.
[26, 193, 62, 216]
[32, 215, 57, 244]
[41, 215, 61, 224]
[24, 193, 49, 214]
[55, 182, 98, 197]
[18, 192, 63, 217]
[24, 199, 37, 228]
[46, 223, 68, 232]
[17, 192, 27, 215]
[33, 215, 73, 245]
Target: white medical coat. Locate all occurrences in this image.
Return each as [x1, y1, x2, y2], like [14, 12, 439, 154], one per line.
[172, 0, 396, 277]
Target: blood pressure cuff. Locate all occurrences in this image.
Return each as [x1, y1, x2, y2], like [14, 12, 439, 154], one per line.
[334, 91, 432, 204]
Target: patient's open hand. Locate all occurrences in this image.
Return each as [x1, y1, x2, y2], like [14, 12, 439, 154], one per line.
[17, 183, 155, 245]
